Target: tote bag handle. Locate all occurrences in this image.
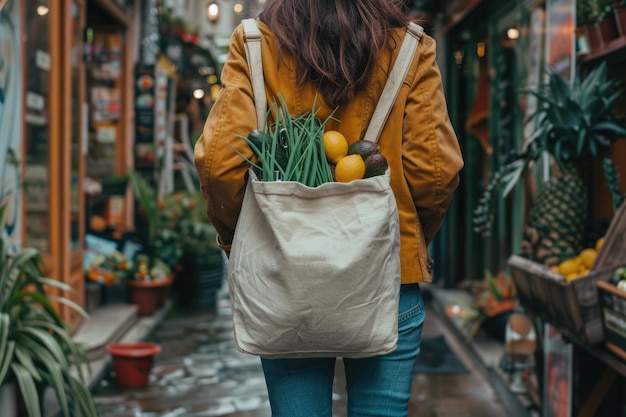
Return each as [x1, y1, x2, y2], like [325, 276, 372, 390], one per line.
[242, 18, 424, 142]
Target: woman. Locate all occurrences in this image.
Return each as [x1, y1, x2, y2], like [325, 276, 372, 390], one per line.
[195, 0, 464, 415]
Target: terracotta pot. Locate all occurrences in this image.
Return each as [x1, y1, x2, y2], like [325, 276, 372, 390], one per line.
[106, 342, 162, 388]
[584, 23, 604, 53]
[598, 13, 620, 43]
[615, 6, 626, 37]
[126, 276, 173, 316]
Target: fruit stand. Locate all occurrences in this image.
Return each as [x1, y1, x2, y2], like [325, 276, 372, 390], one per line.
[510, 201, 626, 345]
[509, 201, 626, 415]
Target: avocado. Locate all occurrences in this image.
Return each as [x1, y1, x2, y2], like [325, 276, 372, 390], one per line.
[246, 129, 289, 172]
[348, 140, 380, 160]
[364, 153, 388, 178]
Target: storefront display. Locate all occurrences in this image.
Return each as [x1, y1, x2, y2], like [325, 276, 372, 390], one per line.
[86, 30, 123, 178]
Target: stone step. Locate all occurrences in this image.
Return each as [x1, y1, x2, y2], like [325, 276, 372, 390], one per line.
[73, 303, 139, 362]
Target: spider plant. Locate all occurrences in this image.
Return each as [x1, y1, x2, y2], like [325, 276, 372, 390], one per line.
[0, 205, 98, 417]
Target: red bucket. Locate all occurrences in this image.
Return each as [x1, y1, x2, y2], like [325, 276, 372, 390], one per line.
[106, 342, 161, 388]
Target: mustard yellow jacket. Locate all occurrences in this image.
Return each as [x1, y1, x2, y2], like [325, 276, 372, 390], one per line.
[194, 21, 464, 284]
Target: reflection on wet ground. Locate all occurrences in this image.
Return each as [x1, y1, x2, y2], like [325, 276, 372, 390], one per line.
[93, 289, 509, 417]
[93, 306, 276, 417]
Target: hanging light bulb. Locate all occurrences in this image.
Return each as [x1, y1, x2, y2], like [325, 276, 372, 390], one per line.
[507, 27, 520, 40]
[206, 2, 219, 23]
[193, 88, 205, 100]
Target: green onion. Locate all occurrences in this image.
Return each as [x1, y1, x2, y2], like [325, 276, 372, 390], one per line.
[235, 93, 337, 186]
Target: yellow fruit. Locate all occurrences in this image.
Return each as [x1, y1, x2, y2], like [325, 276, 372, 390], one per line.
[549, 266, 560, 274]
[566, 273, 581, 283]
[596, 237, 605, 252]
[579, 248, 597, 269]
[335, 154, 366, 183]
[558, 258, 581, 276]
[323, 130, 349, 164]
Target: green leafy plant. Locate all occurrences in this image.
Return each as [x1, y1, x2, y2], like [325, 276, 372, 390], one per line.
[577, 0, 596, 24]
[235, 94, 336, 186]
[461, 271, 517, 342]
[578, 0, 614, 24]
[0, 206, 98, 417]
[159, 191, 218, 256]
[128, 169, 182, 273]
[603, 158, 626, 210]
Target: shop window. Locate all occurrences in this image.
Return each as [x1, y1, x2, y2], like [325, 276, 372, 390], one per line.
[23, 0, 51, 253]
[85, 28, 123, 178]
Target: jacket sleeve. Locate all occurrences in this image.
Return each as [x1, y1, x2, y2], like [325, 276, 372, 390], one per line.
[194, 25, 258, 255]
[402, 36, 464, 245]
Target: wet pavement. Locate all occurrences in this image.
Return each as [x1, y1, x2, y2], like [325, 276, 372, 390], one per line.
[92, 286, 510, 417]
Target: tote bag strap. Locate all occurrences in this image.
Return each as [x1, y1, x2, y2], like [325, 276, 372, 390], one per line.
[363, 22, 424, 144]
[242, 18, 266, 130]
[242, 19, 424, 139]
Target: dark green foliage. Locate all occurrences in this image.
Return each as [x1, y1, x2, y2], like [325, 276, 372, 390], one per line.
[0, 206, 98, 417]
[474, 62, 626, 240]
[603, 157, 626, 211]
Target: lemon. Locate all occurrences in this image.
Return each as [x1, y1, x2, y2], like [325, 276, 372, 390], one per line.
[558, 258, 581, 276]
[335, 154, 366, 183]
[323, 131, 349, 164]
[579, 248, 597, 269]
[595, 237, 605, 252]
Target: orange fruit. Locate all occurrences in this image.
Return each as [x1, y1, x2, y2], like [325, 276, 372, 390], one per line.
[335, 154, 366, 183]
[89, 215, 107, 232]
[566, 273, 581, 283]
[323, 130, 349, 164]
[558, 258, 581, 276]
[579, 248, 597, 269]
[595, 237, 605, 252]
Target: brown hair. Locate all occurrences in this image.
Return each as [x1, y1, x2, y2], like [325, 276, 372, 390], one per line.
[258, 0, 408, 108]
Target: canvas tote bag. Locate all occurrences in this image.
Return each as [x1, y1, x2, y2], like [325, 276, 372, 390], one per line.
[228, 18, 424, 359]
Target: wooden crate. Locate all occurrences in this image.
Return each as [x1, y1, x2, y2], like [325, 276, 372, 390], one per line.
[509, 201, 626, 345]
[597, 281, 626, 361]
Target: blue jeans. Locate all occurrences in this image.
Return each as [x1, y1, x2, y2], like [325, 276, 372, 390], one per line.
[261, 283, 425, 417]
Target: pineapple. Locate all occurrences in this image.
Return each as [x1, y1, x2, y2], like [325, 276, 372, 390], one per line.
[520, 173, 587, 266]
[474, 61, 626, 265]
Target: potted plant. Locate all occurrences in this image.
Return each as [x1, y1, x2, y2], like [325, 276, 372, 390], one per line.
[0, 206, 98, 417]
[462, 271, 518, 342]
[160, 191, 224, 308]
[578, 0, 620, 52]
[613, 0, 626, 36]
[474, 61, 626, 266]
[105, 341, 161, 388]
[126, 170, 180, 314]
[596, 0, 620, 44]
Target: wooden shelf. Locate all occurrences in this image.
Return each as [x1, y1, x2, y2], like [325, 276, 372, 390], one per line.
[581, 36, 626, 64]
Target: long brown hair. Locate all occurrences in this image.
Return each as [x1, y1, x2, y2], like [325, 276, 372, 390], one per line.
[258, 0, 408, 108]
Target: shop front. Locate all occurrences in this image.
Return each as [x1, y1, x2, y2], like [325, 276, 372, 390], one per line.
[0, 0, 139, 329]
